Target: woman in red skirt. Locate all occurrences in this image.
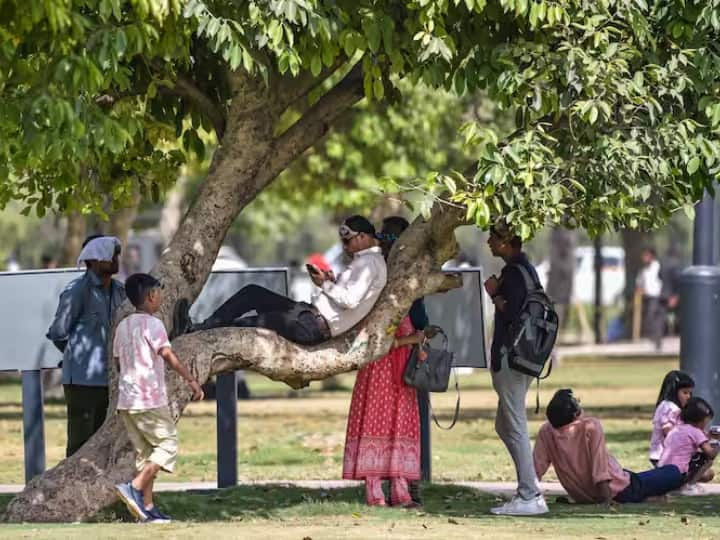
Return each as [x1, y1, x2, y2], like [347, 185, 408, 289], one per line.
[342, 217, 429, 507]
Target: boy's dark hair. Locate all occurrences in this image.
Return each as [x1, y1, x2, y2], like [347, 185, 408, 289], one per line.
[489, 223, 522, 249]
[125, 273, 162, 308]
[546, 389, 581, 428]
[681, 397, 714, 425]
[656, 370, 695, 407]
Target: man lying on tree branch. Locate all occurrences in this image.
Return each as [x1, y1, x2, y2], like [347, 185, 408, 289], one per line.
[171, 215, 387, 345]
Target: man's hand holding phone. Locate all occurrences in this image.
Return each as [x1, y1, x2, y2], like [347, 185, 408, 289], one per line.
[307, 263, 334, 286]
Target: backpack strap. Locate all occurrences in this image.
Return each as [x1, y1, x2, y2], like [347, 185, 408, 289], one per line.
[511, 263, 541, 293]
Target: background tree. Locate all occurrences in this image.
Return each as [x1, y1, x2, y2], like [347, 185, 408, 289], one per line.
[3, 0, 720, 521]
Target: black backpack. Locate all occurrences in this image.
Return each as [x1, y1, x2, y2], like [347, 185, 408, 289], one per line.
[500, 263, 559, 380]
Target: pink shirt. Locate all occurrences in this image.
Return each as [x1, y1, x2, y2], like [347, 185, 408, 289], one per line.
[114, 313, 171, 410]
[659, 424, 708, 473]
[649, 400, 681, 460]
[534, 416, 630, 503]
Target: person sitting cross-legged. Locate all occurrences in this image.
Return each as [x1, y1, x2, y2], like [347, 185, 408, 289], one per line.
[173, 215, 387, 345]
[534, 389, 684, 506]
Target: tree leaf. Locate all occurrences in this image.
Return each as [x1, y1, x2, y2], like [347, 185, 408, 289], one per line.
[687, 156, 701, 175]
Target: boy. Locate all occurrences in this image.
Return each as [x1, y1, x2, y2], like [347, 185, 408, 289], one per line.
[114, 273, 204, 523]
[534, 389, 683, 505]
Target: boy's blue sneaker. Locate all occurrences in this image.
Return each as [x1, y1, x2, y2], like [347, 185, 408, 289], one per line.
[115, 482, 148, 521]
[145, 506, 172, 524]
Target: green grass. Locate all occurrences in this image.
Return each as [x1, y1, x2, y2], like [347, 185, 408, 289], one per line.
[2, 357, 720, 538]
[1, 484, 720, 539]
[0, 358, 691, 483]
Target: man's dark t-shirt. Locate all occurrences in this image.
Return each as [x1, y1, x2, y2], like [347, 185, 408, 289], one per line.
[490, 252, 539, 372]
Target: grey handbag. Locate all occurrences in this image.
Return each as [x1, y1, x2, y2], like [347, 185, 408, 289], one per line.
[403, 328, 460, 430]
[403, 329, 453, 392]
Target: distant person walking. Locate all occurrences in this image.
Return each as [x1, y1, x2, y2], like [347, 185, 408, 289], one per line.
[484, 223, 548, 516]
[47, 235, 125, 456]
[636, 247, 664, 350]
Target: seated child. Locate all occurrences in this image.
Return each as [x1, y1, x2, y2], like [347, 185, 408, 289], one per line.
[659, 396, 720, 495]
[114, 274, 204, 523]
[534, 389, 683, 505]
[649, 370, 694, 466]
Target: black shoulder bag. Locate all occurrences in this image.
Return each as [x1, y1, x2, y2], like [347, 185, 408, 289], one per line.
[403, 327, 460, 429]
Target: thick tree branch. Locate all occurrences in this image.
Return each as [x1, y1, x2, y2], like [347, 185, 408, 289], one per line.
[171, 75, 227, 140]
[275, 58, 348, 111]
[254, 64, 365, 187]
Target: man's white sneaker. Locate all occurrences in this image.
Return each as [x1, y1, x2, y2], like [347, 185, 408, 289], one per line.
[490, 494, 549, 516]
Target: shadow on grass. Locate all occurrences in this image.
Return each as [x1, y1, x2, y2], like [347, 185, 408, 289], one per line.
[61, 484, 719, 524]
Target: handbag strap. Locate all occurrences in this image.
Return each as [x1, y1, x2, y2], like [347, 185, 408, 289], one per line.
[427, 367, 460, 430]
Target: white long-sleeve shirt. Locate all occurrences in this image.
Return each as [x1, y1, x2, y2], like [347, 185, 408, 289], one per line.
[312, 246, 387, 336]
[636, 259, 662, 298]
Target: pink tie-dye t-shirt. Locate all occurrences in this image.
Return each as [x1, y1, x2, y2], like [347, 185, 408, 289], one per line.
[658, 423, 708, 473]
[649, 400, 682, 460]
[114, 313, 171, 410]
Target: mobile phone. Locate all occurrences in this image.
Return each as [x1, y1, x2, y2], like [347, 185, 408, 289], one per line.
[306, 263, 321, 275]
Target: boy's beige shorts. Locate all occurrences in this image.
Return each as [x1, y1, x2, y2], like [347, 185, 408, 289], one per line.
[119, 406, 178, 473]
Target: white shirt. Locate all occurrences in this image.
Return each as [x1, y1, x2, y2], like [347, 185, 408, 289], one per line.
[636, 259, 662, 298]
[312, 246, 387, 336]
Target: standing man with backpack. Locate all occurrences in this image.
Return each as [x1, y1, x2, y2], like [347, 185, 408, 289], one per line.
[483, 223, 551, 516]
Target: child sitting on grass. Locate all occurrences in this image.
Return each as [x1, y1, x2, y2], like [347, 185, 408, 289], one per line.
[114, 273, 204, 523]
[659, 396, 720, 495]
[649, 370, 694, 467]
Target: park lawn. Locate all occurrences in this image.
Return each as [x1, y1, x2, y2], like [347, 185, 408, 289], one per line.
[0, 357, 693, 484]
[2, 357, 720, 538]
[1, 484, 720, 539]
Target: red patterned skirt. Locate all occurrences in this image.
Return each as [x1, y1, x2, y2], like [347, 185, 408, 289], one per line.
[342, 316, 420, 480]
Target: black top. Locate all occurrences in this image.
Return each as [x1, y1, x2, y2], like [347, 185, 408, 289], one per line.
[409, 298, 429, 330]
[490, 252, 539, 371]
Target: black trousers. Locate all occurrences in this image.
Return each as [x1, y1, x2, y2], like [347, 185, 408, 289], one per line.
[641, 296, 665, 347]
[200, 284, 329, 345]
[63, 384, 109, 457]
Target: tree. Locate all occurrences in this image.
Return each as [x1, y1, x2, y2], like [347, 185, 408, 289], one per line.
[4, 0, 720, 522]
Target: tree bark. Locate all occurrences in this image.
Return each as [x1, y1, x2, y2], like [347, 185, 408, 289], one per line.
[59, 212, 87, 267]
[4, 63, 433, 523]
[158, 173, 190, 248]
[546, 228, 576, 335]
[621, 229, 654, 338]
[107, 189, 142, 249]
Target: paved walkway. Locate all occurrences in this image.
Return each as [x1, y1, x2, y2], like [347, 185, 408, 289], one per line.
[556, 337, 679, 360]
[2, 479, 719, 496]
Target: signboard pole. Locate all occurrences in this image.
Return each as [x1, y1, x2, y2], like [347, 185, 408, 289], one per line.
[21, 370, 45, 483]
[216, 371, 238, 488]
[418, 390, 432, 481]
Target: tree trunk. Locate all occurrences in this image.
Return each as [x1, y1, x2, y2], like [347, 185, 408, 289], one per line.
[4, 64, 445, 523]
[545, 227, 576, 340]
[59, 212, 87, 267]
[621, 229, 654, 338]
[158, 173, 190, 248]
[107, 189, 142, 249]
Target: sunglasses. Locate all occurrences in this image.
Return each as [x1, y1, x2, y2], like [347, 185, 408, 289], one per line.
[339, 224, 359, 241]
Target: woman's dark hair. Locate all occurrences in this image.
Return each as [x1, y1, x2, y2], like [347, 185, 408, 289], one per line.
[546, 388, 581, 428]
[681, 397, 714, 425]
[656, 370, 695, 407]
[378, 216, 409, 260]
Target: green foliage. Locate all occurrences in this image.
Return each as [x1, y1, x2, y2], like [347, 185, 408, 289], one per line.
[3, 0, 720, 239]
[0, 1, 191, 218]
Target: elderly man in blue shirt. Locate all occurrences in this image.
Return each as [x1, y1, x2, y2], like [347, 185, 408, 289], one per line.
[47, 235, 126, 456]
